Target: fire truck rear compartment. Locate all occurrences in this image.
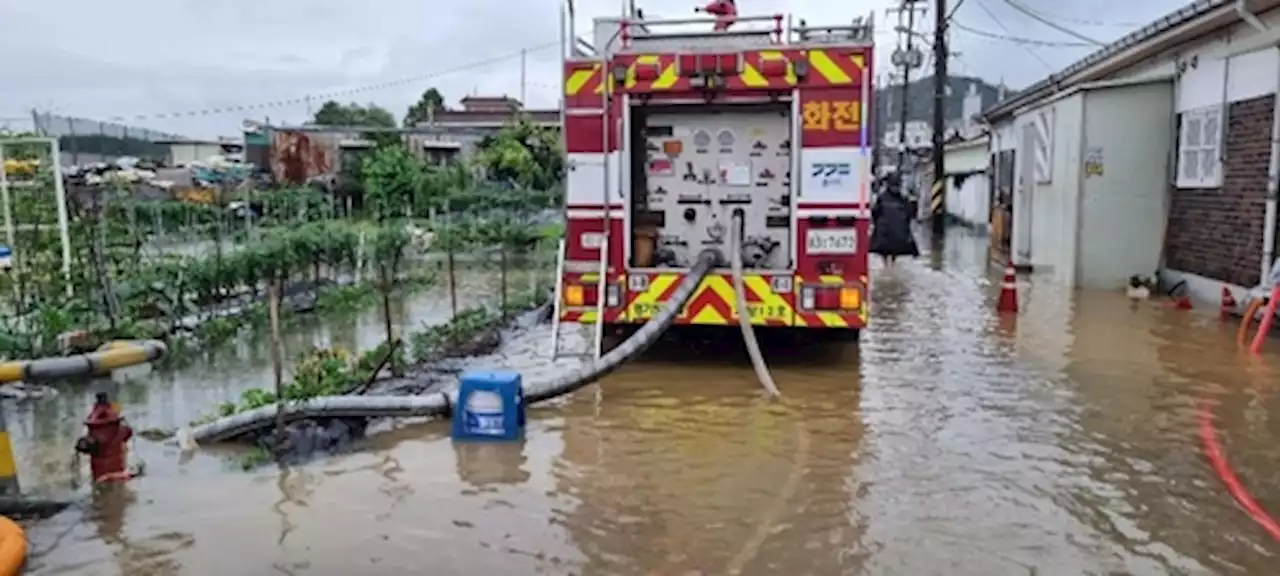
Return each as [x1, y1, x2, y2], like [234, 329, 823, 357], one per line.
[628, 103, 791, 271]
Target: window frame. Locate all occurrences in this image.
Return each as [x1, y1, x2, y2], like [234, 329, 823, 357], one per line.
[1176, 104, 1224, 189]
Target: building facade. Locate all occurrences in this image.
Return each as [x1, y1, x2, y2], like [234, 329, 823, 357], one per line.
[245, 96, 559, 186]
[982, 0, 1280, 294]
[940, 135, 992, 231]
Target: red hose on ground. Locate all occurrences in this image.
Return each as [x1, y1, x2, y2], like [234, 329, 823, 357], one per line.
[1249, 286, 1280, 354]
[1197, 401, 1280, 543]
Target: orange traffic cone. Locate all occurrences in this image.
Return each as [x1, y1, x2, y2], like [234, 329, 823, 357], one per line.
[1221, 286, 1238, 319]
[996, 260, 1019, 313]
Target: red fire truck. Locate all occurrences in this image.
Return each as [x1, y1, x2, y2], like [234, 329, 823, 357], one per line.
[551, 8, 875, 356]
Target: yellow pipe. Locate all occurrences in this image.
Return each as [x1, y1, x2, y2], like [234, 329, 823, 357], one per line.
[0, 340, 167, 384]
[95, 347, 149, 371]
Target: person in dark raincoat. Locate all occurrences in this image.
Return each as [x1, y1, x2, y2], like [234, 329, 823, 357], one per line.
[869, 175, 920, 266]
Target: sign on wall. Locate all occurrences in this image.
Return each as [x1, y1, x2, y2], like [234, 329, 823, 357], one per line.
[1084, 146, 1104, 177]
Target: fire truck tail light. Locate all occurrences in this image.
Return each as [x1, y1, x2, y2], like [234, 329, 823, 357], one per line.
[564, 283, 620, 307]
[839, 287, 861, 310]
[800, 285, 862, 312]
[814, 287, 841, 310]
[564, 284, 586, 306]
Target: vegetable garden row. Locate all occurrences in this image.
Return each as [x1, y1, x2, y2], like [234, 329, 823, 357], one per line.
[0, 121, 565, 363]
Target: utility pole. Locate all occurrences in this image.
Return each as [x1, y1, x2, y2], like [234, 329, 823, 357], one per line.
[520, 48, 528, 105]
[931, 0, 949, 235]
[890, 1, 925, 176]
[894, 5, 914, 174]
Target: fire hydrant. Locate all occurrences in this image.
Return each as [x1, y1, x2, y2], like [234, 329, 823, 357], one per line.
[75, 393, 133, 483]
[698, 0, 738, 31]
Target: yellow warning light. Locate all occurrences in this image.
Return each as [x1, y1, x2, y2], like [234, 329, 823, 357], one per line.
[839, 287, 860, 310]
[565, 285, 585, 307]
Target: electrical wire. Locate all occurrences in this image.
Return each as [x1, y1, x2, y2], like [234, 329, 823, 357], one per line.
[952, 21, 1095, 48]
[1003, 1, 1145, 28]
[974, 0, 1055, 71]
[99, 41, 559, 123]
[1000, 0, 1105, 46]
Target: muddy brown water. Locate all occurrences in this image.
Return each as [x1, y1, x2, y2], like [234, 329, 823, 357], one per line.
[13, 230, 1280, 575]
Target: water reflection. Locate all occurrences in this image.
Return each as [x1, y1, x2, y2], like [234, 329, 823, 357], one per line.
[5, 265, 545, 495]
[550, 335, 866, 575]
[454, 442, 531, 487]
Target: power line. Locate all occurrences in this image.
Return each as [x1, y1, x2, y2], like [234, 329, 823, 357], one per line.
[92, 42, 558, 123]
[1001, 2, 1144, 27]
[953, 21, 1095, 47]
[1000, 0, 1105, 45]
[974, 0, 1055, 71]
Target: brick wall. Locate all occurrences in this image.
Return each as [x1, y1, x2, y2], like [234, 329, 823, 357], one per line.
[1164, 95, 1274, 287]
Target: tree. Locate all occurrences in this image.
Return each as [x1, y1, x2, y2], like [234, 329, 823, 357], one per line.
[473, 117, 564, 192]
[361, 143, 423, 375]
[311, 101, 397, 128]
[403, 88, 447, 127]
[362, 144, 423, 221]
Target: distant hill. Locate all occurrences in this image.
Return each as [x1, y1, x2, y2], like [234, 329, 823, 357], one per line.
[873, 75, 1007, 131]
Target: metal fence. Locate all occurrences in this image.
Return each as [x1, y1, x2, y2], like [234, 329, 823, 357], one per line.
[30, 112, 185, 166]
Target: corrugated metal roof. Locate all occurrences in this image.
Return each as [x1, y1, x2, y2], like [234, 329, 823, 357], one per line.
[982, 0, 1228, 120]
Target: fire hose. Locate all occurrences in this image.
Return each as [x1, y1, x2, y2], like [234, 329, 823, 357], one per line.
[191, 249, 722, 443]
[728, 209, 781, 397]
[190, 212, 785, 443]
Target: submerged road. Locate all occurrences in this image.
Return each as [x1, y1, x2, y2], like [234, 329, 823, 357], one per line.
[14, 229, 1280, 575]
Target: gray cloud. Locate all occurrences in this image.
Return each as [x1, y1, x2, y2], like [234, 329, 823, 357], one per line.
[0, 0, 1189, 138]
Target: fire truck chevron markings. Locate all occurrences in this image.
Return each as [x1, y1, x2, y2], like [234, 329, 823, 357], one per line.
[807, 50, 852, 84]
[739, 63, 770, 88]
[565, 66, 599, 96]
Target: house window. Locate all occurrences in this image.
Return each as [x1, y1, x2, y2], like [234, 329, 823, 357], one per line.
[1177, 105, 1223, 188]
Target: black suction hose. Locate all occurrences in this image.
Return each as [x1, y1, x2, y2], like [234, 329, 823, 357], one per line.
[192, 249, 723, 443]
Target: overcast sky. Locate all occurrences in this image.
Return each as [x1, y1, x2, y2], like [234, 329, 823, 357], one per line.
[0, 0, 1190, 139]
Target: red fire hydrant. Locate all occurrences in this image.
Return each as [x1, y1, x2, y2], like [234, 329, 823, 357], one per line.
[75, 393, 133, 483]
[700, 0, 738, 31]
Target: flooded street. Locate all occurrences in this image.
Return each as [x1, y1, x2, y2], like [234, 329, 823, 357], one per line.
[14, 230, 1280, 575]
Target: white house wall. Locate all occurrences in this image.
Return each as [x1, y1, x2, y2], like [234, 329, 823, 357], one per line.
[1014, 93, 1083, 281]
[943, 141, 991, 228]
[1104, 6, 1280, 304]
[990, 120, 1016, 151]
[944, 141, 988, 173]
[1114, 6, 1280, 88]
[1078, 81, 1175, 289]
[945, 173, 990, 229]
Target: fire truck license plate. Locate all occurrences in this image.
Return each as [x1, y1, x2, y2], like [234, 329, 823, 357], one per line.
[806, 229, 857, 254]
